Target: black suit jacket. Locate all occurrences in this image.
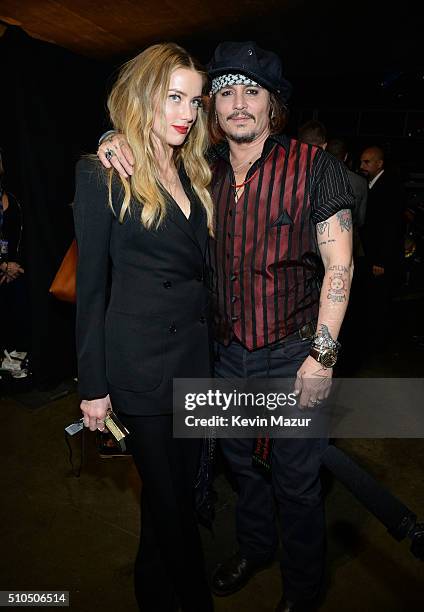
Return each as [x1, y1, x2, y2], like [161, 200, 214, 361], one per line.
[360, 171, 405, 273]
[73, 158, 210, 415]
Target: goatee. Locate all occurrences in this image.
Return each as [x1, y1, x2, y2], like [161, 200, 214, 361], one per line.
[227, 131, 258, 144]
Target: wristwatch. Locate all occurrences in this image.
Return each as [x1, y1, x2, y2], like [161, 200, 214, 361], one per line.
[309, 345, 339, 368]
[309, 334, 341, 368]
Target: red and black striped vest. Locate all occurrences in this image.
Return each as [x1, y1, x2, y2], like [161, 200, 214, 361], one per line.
[210, 135, 323, 350]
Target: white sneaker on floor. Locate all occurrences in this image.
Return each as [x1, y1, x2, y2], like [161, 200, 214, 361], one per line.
[11, 369, 28, 379]
[9, 350, 27, 361]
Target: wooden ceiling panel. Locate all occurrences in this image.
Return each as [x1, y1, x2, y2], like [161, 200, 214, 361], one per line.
[0, 0, 292, 58]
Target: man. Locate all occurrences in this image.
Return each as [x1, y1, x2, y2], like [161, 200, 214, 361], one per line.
[98, 41, 354, 612]
[359, 145, 404, 280]
[297, 120, 327, 148]
[359, 146, 404, 340]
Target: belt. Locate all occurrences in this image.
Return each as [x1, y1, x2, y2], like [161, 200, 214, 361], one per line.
[229, 321, 316, 350]
[269, 321, 316, 348]
[297, 321, 316, 340]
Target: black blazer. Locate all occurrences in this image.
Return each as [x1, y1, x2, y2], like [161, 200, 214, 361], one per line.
[73, 158, 211, 415]
[360, 171, 405, 273]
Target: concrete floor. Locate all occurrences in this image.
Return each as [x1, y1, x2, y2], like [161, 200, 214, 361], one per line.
[1, 295, 424, 611]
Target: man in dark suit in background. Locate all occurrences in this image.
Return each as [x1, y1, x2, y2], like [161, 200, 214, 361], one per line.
[359, 146, 405, 341]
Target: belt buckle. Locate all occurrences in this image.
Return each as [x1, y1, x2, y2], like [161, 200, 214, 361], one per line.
[298, 322, 316, 340]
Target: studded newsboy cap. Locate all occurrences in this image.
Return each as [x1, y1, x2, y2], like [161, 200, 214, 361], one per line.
[207, 40, 292, 102]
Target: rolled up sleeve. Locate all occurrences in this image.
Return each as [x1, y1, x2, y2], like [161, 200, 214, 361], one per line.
[311, 150, 355, 224]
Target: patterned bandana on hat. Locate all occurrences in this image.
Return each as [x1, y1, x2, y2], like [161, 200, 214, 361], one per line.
[210, 73, 260, 95]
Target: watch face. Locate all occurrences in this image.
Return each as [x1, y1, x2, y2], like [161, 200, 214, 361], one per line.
[320, 349, 337, 368]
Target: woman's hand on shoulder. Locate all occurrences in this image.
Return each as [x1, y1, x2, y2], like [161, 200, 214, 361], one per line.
[81, 394, 112, 432]
[97, 133, 134, 178]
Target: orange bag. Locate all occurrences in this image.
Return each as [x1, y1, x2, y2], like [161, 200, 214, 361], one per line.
[49, 239, 77, 303]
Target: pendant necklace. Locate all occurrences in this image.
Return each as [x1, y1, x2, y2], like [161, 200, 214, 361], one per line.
[232, 166, 260, 202]
[231, 145, 276, 201]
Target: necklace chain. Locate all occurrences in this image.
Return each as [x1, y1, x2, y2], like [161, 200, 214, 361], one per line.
[230, 145, 277, 201]
[160, 171, 179, 198]
[231, 156, 257, 173]
[231, 155, 259, 202]
[231, 166, 261, 190]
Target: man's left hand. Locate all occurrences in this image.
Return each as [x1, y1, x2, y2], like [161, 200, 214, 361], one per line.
[294, 355, 332, 409]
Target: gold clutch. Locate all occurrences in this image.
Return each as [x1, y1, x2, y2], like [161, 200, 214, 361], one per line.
[104, 410, 130, 450]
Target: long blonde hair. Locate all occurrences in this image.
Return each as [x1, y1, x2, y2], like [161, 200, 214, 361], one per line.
[107, 43, 213, 233]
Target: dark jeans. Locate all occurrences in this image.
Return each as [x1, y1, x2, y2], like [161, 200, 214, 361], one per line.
[215, 336, 328, 602]
[117, 413, 213, 612]
[0, 274, 30, 352]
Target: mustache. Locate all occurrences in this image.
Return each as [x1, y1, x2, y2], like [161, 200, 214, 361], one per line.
[227, 112, 255, 121]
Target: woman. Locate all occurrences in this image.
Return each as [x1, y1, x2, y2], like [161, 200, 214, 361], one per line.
[73, 43, 214, 612]
[0, 150, 28, 375]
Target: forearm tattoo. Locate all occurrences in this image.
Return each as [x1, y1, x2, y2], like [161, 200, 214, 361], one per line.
[326, 264, 349, 304]
[312, 323, 339, 355]
[318, 323, 334, 342]
[336, 209, 352, 232]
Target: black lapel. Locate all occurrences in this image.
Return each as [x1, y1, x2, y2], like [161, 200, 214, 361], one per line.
[166, 168, 206, 254]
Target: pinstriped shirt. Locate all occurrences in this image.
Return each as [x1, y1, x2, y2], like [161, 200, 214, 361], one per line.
[210, 134, 354, 350]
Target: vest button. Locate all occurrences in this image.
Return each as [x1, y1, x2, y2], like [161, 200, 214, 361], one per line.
[199, 316, 206, 324]
[231, 296, 238, 303]
[168, 323, 177, 333]
[231, 315, 239, 322]
[163, 281, 172, 289]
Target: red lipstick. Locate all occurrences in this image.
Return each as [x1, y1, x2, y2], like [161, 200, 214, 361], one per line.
[172, 125, 189, 134]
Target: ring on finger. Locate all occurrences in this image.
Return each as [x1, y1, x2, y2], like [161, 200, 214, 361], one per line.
[105, 148, 115, 162]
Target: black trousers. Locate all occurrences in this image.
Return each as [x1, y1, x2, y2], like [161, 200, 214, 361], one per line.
[117, 412, 213, 612]
[215, 336, 328, 603]
[0, 275, 30, 352]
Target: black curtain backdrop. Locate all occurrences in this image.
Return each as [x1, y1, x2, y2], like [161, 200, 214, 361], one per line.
[0, 26, 113, 386]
